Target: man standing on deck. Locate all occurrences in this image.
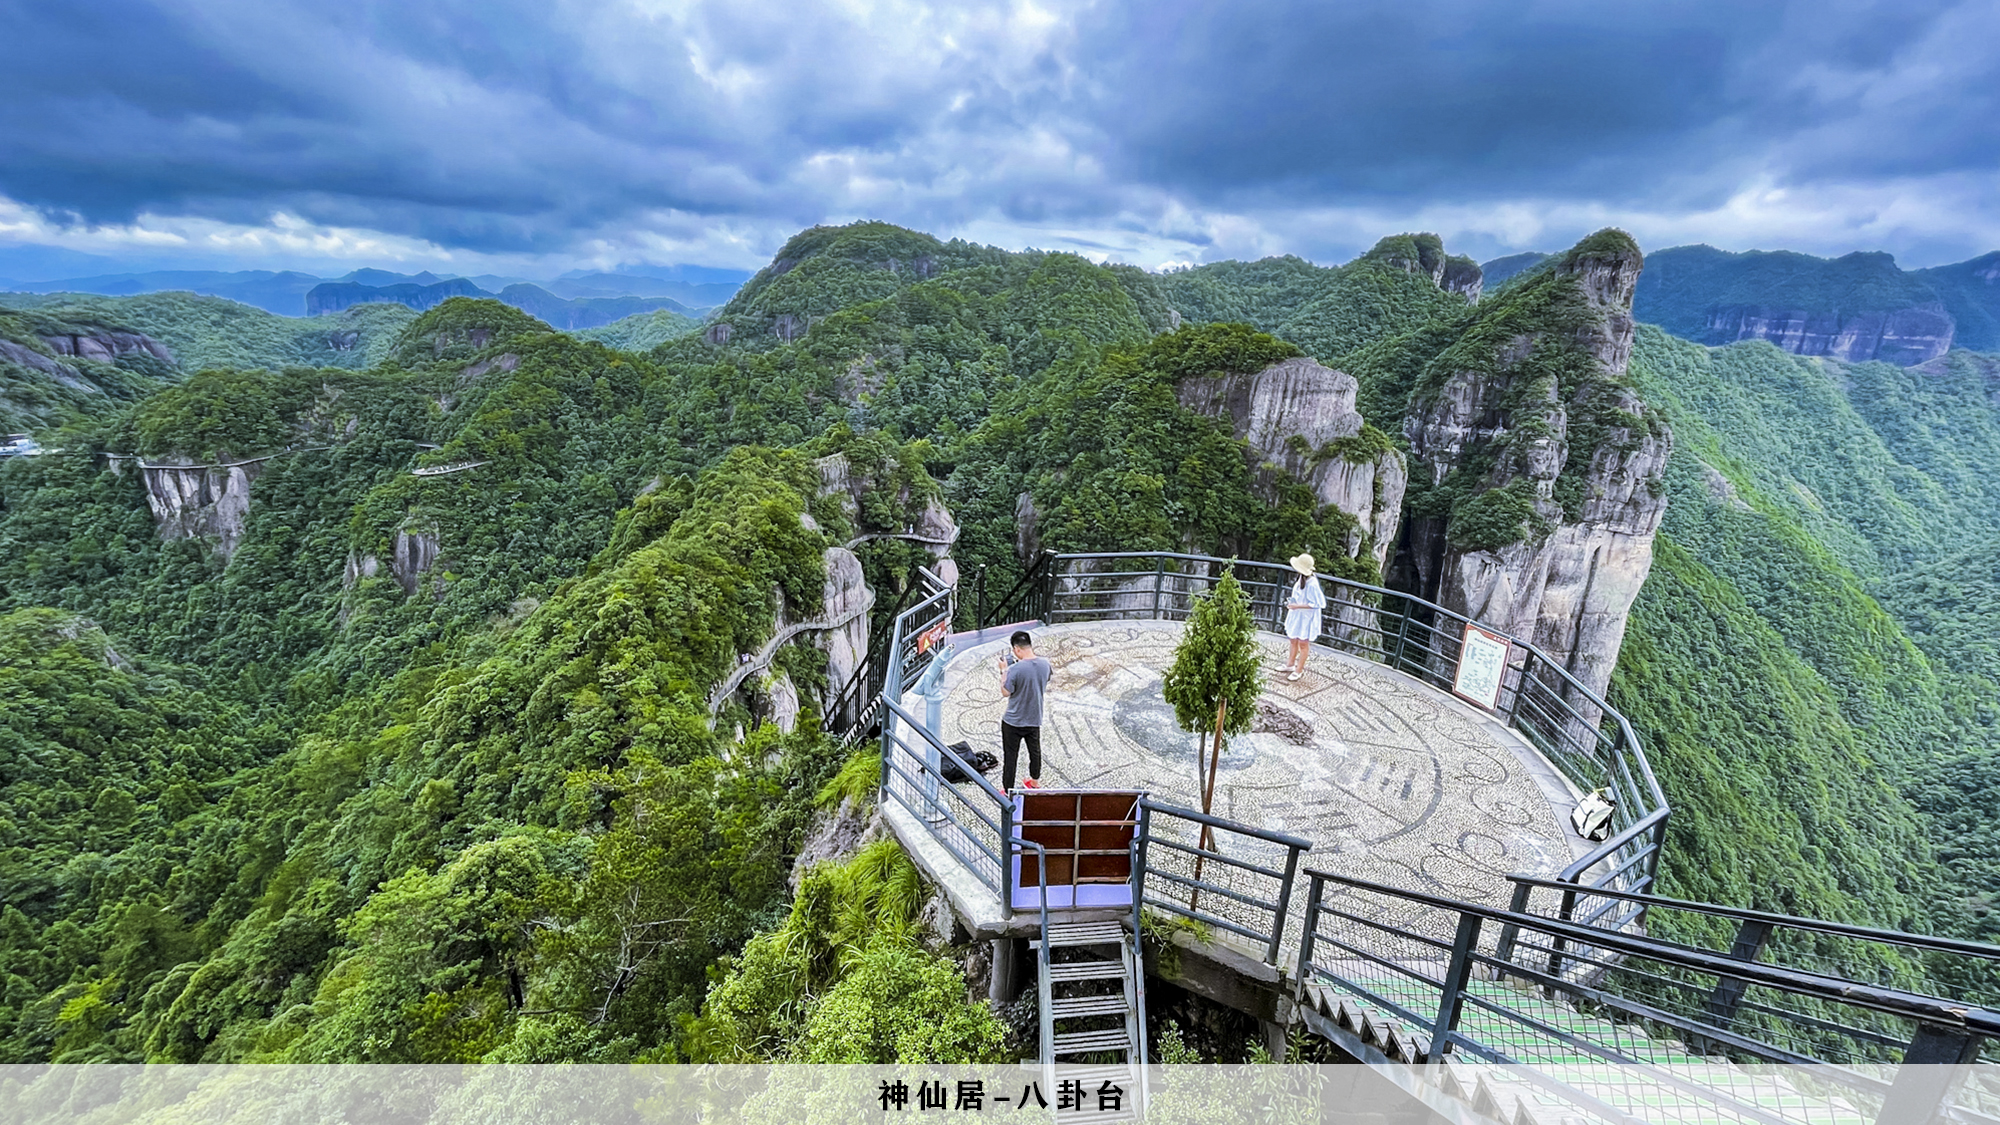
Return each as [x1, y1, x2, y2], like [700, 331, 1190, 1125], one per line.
[997, 630, 1052, 793]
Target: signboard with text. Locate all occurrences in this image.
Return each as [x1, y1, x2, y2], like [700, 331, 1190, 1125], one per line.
[1452, 622, 1511, 711]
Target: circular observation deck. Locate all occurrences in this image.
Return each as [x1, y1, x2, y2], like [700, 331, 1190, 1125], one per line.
[933, 620, 1595, 910]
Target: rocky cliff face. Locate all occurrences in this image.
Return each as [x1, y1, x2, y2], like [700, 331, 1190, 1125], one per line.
[40, 331, 175, 364]
[1401, 231, 1672, 703]
[1177, 356, 1407, 575]
[0, 330, 175, 389]
[1362, 233, 1485, 304]
[140, 461, 263, 561]
[813, 546, 872, 731]
[1702, 303, 1953, 366]
[746, 452, 962, 732]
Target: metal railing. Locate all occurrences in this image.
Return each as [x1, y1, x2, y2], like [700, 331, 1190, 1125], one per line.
[981, 550, 1670, 899]
[879, 696, 1016, 911]
[1296, 867, 2000, 1125]
[975, 551, 1056, 632]
[1133, 798, 1312, 967]
[1500, 874, 2000, 1070]
[825, 565, 952, 744]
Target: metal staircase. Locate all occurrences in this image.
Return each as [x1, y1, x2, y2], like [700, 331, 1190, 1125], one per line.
[1033, 919, 1148, 1123]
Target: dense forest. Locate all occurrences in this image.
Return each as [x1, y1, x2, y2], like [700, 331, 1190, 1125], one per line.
[1, 220, 1996, 1063]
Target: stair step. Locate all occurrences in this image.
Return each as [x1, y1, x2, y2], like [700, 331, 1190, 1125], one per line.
[1046, 959, 1127, 982]
[1054, 1109, 1138, 1125]
[1045, 922, 1127, 947]
[1050, 1064, 1137, 1084]
[1050, 995, 1130, 1019]
[1051, 1028, 1134, 1056]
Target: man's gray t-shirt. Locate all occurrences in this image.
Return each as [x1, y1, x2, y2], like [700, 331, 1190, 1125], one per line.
[1002, 656, 1052, 727]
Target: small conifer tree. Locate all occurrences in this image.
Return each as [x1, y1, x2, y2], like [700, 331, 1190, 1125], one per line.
[1162, 566, 1263, 837]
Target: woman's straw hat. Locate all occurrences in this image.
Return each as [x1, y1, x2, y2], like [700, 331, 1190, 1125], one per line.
[1289, 552, 1316, 577]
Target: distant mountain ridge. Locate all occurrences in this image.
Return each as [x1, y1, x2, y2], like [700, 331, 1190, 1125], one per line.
[304, 277, 490, 316]
[1481, 244, 2000, 364]
[303, 277, 701, 329]
[1, 264, 749, 318]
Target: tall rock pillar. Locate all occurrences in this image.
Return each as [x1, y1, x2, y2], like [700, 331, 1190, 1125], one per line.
[1402, 231, 1672, 706]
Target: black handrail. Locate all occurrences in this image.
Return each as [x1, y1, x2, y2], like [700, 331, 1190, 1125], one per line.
[1296, 867, 2000, 1125]
[1506, 873, 2000, 962]
[1300, 867, 2000, 1036]
[1140, 797, 1314, 850]
[878, 696, 1013, 912]
[976, 549, 1054, 630]
[1135, 797, 1311, 965]
[1558, 807, 1669, 883]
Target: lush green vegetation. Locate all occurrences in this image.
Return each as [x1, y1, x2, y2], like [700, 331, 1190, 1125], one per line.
[945, 323, 1385, 590]
[573, 308, 700, 352]
[0, 292, 418, 376]
[1912, 253, 2000, 352]
[1619, 328, 2000, 936]
[1159, 234, 1475, 364]
[1158, 256, 1334, 331]
[0, 286, 958, 1061]
[2, 218, 1997, 1068]
[0, 309, 178, 433]
[1634, 244, 1949, 347]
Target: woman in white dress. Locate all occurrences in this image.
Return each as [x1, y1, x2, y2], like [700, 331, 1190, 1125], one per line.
[1282, 552, 1326, 682]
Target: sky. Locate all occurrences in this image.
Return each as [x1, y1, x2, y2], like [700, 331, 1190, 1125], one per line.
[2, 0, 1998, 280]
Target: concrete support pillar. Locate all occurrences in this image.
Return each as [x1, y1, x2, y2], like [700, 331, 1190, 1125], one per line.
[1260, 1018, 1289, 1063]
[989, 937, 1023, 1004]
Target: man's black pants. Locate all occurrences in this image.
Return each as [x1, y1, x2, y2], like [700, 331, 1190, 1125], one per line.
[1001, 721, 1041, 791]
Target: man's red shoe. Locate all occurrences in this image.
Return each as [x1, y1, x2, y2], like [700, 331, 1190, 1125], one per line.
[1020, 777, 1041, 789]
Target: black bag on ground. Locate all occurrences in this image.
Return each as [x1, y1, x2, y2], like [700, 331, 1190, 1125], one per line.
[941, 741, 999, 783]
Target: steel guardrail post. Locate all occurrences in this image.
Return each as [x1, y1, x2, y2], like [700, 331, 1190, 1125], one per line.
[1001, 793, 1015, 920]
[1269, 839, 1304, 966]
[1504, 649, 1529, 726]
[1701, 917, 1775, 1039]
[1645, 810, 1670, 892]
[1877, 1023, 1987, 1125]
[1391, 596, 1413, 673]
[1548, 883, 1579, 980]
[1294, 872, 1325, 1008]
[1431, 911, 1485, 1060]
[1134, 801, 1152, 916]
[1496, 880, 1533, 965]
[879, 708, 893, 792]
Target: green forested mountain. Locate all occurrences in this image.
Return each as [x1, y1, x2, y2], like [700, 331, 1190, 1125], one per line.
[1, 308, 179, 433]
[1489, 244, 2000, 359]
[1, 221, 1996, 1066]
[1613, 329, 1998, 933]
[1634, 246, 1941, 342]
[0, 292, 418, 377]
[1912, 254, 2000, 353]
[572, 308, 700, 352]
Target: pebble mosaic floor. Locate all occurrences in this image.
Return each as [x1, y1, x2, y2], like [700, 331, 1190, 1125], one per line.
[934, 620, 1587, 912]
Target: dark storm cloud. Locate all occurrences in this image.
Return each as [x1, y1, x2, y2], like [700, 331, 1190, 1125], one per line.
[1069, 0, 1986, 205]
[0, 0, 1995, 267]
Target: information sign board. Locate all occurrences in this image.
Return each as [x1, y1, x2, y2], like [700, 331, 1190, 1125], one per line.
[1452, 622, 1511, 711]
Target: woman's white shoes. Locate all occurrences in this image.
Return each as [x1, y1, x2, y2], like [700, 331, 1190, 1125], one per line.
[1287, 670, 1302, 682]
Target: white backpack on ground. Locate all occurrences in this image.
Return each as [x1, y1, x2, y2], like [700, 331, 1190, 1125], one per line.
[1570, 788, 1616, 842]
